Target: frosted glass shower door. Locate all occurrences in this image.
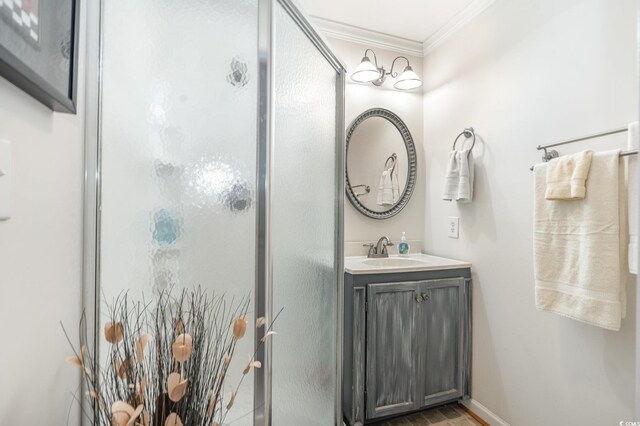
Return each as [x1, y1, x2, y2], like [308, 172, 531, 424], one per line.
[92, 0, 344, 424]
[98, 1, 258, 424]
[270, 3, 344, 425]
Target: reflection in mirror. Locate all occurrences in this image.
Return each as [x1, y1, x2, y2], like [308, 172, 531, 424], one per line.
[345, 108, 416, 219]
[348, 118, 408, 212]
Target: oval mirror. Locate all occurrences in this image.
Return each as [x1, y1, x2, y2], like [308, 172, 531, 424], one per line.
[345, 108, 417, 219]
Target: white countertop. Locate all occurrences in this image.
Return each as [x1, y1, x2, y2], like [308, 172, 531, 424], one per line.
[344, 253, 471, 275]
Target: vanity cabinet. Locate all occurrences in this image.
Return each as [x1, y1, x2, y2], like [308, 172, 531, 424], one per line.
[343, 268, 471, 425]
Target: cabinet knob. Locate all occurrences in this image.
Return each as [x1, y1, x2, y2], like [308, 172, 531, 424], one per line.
[422, 293, 430, 301]
[415, 295, 424, 303]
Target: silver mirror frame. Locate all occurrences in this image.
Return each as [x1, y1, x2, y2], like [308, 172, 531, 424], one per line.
[345, 108, 417, 220]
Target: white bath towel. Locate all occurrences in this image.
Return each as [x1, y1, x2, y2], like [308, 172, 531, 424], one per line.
[443, 149, 474, 202]
[628, 122, 638, 275]
[534, 150, 627, 331]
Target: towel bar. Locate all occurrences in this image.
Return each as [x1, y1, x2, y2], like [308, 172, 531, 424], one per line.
[529, 126, 637, 170]
[529, 150, 638, 171]
[538, 127, 628, 151]
[352, 184, 370, 197]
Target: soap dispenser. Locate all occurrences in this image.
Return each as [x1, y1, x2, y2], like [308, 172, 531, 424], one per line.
[398, 232, 410, 255]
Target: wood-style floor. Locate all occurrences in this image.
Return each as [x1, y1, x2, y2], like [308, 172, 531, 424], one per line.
[369, 403, 484, 426]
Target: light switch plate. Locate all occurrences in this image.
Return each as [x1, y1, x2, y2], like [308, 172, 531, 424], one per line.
[448, 216, 459, 238]
[0, 139, 11, 220]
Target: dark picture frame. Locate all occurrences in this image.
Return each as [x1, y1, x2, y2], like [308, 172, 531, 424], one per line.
[0, 0, 80, 113]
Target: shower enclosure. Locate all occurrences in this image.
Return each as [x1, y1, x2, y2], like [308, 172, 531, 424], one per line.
[82, 0, 345, 425]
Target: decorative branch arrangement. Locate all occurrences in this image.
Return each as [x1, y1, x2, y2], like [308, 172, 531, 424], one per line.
[63, 288, 276, 426]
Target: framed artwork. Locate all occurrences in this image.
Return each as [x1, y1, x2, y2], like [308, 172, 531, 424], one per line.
[0, 0, 80, 113]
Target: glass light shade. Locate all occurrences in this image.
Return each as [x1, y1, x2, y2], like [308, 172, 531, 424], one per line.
[351, 57, 381, 83]
[394, 65, 422, 90]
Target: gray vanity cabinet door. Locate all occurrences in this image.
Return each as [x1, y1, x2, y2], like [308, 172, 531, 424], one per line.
[418, 278, 465, 407]
[366, 282, 419, 419]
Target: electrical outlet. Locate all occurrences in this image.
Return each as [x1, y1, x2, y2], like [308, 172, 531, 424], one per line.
[448, 216, 459, 239]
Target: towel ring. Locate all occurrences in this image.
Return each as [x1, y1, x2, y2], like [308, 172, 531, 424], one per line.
[452, 127, 476, 157]
[384, 153, 397, 173]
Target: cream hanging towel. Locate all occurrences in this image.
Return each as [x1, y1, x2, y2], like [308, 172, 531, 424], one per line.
[627, 122, 638, 274]
[534, 150, 627, 331]
[545, 150, 593, 200]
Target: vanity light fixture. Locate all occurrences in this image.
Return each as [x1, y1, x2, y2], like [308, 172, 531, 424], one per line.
[351, 49, 423, 90]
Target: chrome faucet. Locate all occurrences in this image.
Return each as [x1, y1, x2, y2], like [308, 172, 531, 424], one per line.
[363, 236, 394, 258]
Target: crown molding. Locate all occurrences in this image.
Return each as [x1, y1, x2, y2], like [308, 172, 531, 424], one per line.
[310, 16, 424, 58]
[310, 0, 495, 58]
[423, 0, 496, 55]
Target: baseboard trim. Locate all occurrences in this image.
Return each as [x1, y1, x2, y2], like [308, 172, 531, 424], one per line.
[459, 399, 510, 426]
[459, 403, 489, 426]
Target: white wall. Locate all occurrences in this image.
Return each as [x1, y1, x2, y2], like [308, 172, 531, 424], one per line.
[423, 0, 637, 424]
[0, 9, 85, 425]
[326, 37, 425, 252]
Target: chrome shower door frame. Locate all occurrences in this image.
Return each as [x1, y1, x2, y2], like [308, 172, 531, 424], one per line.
[82, 0, 102, 424]
[255, 1, 346, 424]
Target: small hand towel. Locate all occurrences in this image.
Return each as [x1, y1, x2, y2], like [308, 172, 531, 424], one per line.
[443, 151, 459, 201]
[545, 150, 593, 200]
[391, 164, 400, 203]
[443, 150, 474, 202]
[534, 150, 627, 331]
[376, 169, 394, 206]
[456, 149, 474, 203]
[627, 122, 638, 274]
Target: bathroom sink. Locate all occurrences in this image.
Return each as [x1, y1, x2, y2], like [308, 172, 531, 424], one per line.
[363, 258, 427, 267]
[344, 253, 471, 275]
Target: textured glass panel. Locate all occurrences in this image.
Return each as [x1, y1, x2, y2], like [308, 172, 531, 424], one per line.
[272, 4, 338, 425]
[99, 1, 257, 423]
